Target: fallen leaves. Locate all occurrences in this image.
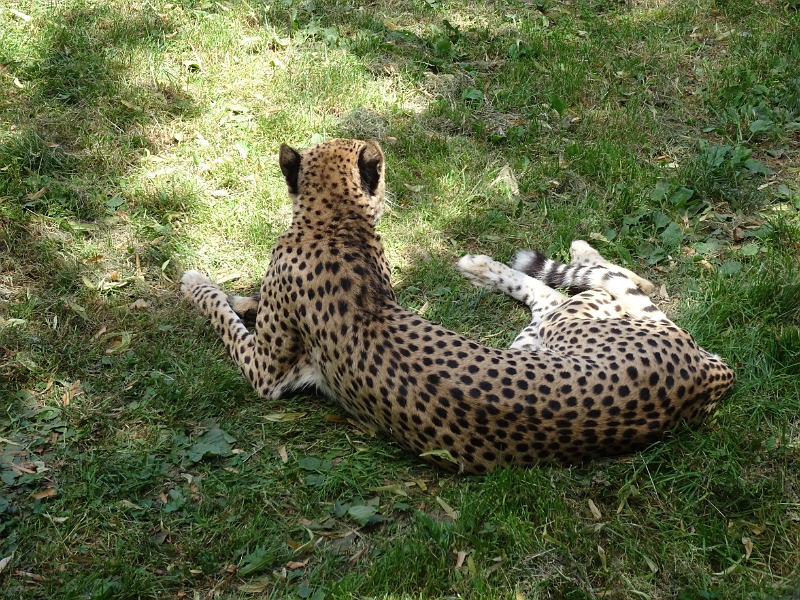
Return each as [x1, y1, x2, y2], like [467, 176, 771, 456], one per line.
[346, 418, 376, 436]
[61, 380, 81, 406]
[43, 513, 68, 524]
[597, 545, 607, 569]
[238, 578, 271, 593]
[742, 536, 753, 560]
[31, 487, 57, 500]
[746, 522, 767, 535]
[285, 557, 309, 570]
[587, 499, 602, 520]
[264, 412, 306, 422]
[65, 299, 89, 321]
[128, 299, 151, 311]
[369, 483, 408, 497]
[346, 504, 377, 525]
[487, 164, 519, 199]
[105, 332, 133, 354]
[435, 496, 459, 521]
[25, 187, 47, 201]
[419, 448, 459, 465]
[238, 548, 274, 576]
[118, 499, 146, 511]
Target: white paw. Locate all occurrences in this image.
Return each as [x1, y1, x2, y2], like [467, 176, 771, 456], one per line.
[569, 240, 603, 266]
[569, 240, 655, 294]
[180, 270, 214, 295]
[456, 254, 495, 286]
[625, 272, 655, 295]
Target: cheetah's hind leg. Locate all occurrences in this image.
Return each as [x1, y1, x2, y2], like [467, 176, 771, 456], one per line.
[567, 240, 655, 293]
[456, 254, 567, 351]
[515, 240, 654, 294]
[512, 242, 669, 322]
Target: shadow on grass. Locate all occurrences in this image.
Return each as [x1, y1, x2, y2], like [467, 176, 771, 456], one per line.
[0, 0, 202, 402]
[1, 2, 198, 222]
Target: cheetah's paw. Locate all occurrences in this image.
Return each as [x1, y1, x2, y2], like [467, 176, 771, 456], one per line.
[180, 270, 214, 296]
[456, 254, 500, 288]
[569, 240, 655, 294]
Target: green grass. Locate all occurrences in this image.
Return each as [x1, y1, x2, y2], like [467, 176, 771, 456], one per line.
[1, 0, 799, 598]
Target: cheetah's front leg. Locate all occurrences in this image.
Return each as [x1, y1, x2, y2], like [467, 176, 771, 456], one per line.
[181, 271, 312, 399]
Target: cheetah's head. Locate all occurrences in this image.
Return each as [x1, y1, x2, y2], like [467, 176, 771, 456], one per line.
[279, 138, 386, 225]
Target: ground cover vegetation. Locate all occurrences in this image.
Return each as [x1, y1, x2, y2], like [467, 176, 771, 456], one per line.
[1, 0, 799, 597]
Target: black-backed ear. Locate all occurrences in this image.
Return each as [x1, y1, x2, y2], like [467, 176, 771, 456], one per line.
[279, 144, 302, 195]
[357, 141, 384, 197]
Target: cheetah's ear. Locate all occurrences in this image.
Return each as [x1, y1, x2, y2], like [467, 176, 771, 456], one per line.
[357, 140, 384, 198]
[279, 144, 302, 195]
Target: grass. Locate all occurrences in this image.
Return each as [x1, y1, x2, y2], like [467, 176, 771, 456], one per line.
[1, 0, 799, 598]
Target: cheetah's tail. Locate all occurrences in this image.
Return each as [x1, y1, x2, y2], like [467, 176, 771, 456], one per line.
[227, 294, 260, 328]
[511, 250, 595, 290]
[513, 247, 655, 295]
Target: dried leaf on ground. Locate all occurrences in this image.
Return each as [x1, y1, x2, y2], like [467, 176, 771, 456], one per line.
[742, 536, 753, 560]
[129, 299, 150, 311]
[286, 557, 310, 570]
[746, 522, 767, 535]
[488, 164, 519, 197]
[644, 555, 659, 573]
[264, 412, 306, 422]
[347, 418, 376, 436]
[597, 545, 607, 569]
[324, 414, 347, 422]
[32, 487, 57, 500]
[67, 300, 89, 320]
[239, 578, 270, 593]
[9, 9, 32, 21]
[278, 446, 288, 463]
[105, 332, 132, 354]
[61, 380, 81, 406]
[455, 550, 467, 570]
[25, 187, 47, 200]
[43, 514, 68, 524]
[588, 499, 602, 520]
[419, 449, 459, 465]
[370, 483, 408, 497]
[435, 496, 459, 520]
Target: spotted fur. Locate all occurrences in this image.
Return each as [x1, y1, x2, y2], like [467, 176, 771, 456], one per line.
[181, 139, 735, 474]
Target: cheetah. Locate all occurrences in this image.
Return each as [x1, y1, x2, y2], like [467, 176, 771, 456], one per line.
[180, 139, 735, 474]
